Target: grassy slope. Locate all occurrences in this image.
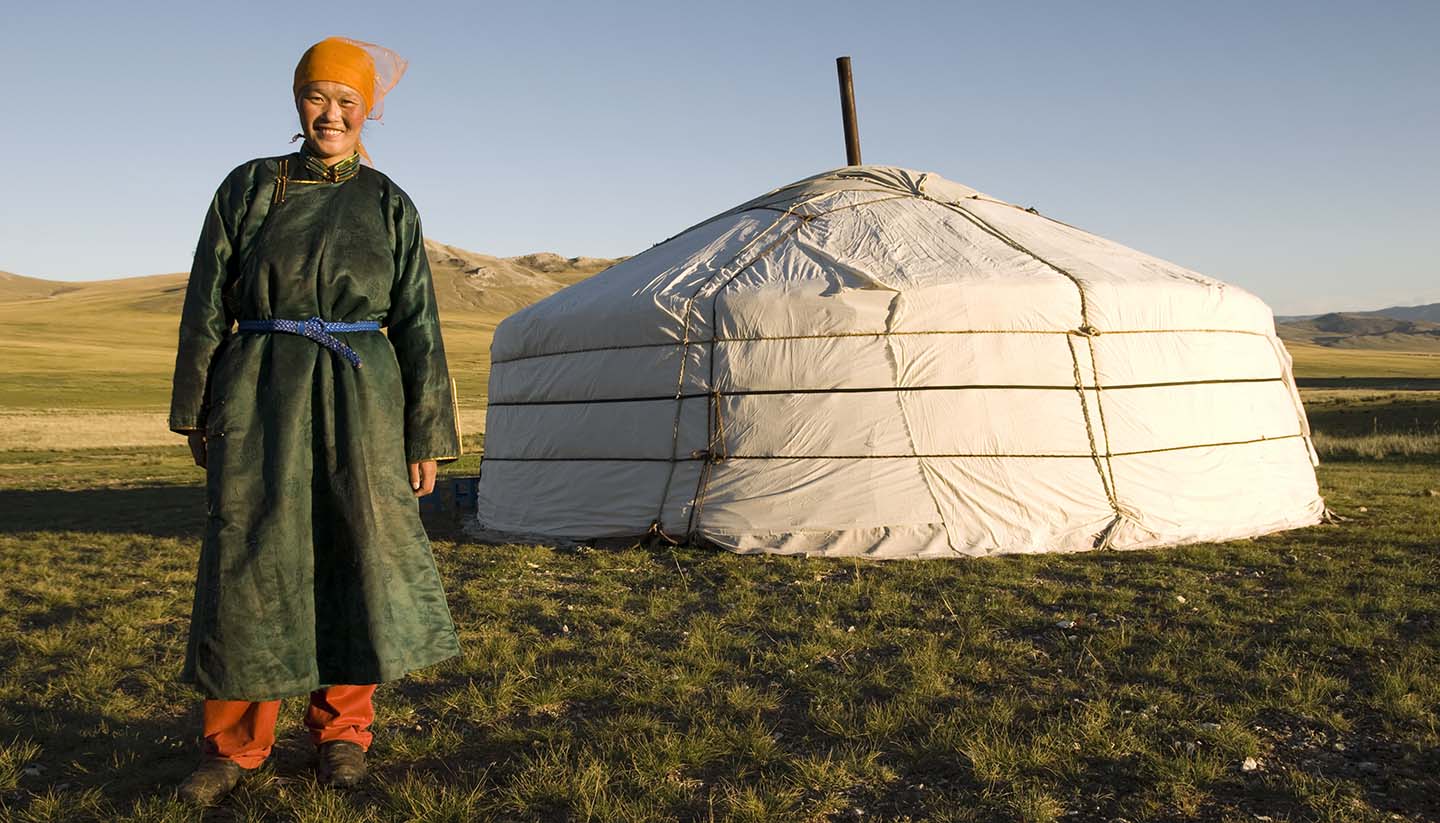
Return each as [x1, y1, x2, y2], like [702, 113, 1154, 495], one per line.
[0, 274, 189, 410]
[1285, 342, 1440, 380]
[0, 246, 612, 412]
[0, 396, 1437, 822]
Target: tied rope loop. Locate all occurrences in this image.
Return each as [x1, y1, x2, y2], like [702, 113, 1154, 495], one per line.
[237, 316, 380, 367]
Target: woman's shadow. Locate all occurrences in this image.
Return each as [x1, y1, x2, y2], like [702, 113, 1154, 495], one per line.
[0, 485, 206, 538]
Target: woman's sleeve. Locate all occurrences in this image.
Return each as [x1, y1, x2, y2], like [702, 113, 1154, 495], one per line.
[387, 199, 462, 464]
[168, 168, 248, 434]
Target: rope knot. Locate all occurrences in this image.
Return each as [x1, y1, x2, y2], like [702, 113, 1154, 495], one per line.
[300, 317, 364, 367]
[1073, 324, 1101, 337]
[302, 317, 326, 340]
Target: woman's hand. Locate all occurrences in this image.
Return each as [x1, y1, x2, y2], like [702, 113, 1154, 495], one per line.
[187, 433, 207, 468]
[408, 460, 438, 497]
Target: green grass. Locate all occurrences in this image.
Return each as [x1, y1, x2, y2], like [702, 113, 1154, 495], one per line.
[1284, 342, 1440, 379]
[1, 394, 1438, 821]
[1304, 391, 1440, 462]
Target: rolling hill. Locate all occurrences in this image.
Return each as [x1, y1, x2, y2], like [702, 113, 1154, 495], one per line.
[0, 242, 615, 318]
[1375, 303, 1440, 323]
[1267, 311, 1440, 379]
[1276, 313, 1440, 351]
[424, 242, 614, 315]
[1276, 302, 1440, 324]
[0, 244, 617, 414]
[0, 270, 88, 302]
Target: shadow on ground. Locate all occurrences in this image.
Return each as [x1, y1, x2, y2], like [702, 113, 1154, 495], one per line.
[0, 485, 205, 537]
[1296, 377, 1440, 390]
[1304, 396, 1440, 437]
[0, 481, 476, 540]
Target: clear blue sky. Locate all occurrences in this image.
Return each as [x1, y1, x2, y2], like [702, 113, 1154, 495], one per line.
[2, 0, 1435, 314]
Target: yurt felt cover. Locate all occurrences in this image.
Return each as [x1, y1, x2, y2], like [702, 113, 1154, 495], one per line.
[474, 166, 1324, 558]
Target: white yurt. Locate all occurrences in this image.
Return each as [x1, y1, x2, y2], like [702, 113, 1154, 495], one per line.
[474, 166, 1324, 558]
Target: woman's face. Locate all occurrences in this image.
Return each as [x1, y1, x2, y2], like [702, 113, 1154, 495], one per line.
[296, 81, 367, 164]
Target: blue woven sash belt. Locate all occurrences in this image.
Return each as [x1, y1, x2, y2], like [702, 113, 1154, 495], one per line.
[236, 317, 382, 368]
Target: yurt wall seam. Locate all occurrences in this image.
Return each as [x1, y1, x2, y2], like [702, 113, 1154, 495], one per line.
[682, 196, 910, 539]
[491, 340, 700, 367]
[1066, 332, 1122, 519]
[1085, 333, 1122, 507]
[476, 432, 1309, 463]
[685, 193, 971, 544]
[941, 199, 1129, 542]
[488, 328, 1279, 367]
[671, 191, 914, 539]
[713, 434, 1307, 460]
[485, 377, 1290, 407]
[874, 269, 956, 553]
[1265, 335, 1322, 467]
[687, 213, 827, 537]
[648, 181, 909, 263]
[653, 199, 823, 539]
[939, 201, 1096, 330]
[747, 194, 914, 224]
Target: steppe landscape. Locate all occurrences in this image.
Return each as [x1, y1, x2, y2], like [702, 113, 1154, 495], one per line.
[1, 250, 1436, 822]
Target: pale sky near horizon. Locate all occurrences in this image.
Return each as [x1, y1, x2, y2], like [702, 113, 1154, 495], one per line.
[2, 0, 1435, 315]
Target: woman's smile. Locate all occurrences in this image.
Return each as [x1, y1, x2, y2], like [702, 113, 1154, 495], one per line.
[296, 80, 366, 164]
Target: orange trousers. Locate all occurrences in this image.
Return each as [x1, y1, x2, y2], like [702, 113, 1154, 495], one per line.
[201, 685, 376, 769]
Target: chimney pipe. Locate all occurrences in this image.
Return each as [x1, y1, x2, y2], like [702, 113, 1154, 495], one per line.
[836, 56, 862, 166]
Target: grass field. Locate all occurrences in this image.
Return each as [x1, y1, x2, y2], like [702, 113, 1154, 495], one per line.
[1, 386, 1437, 822]
[3, 270, 1439, 822]
[0, 248, 609, 414]
[1284, 343, 1440, 380]
[0, 303, 503, 415]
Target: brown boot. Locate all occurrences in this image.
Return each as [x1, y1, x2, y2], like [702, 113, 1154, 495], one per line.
[177, 758, 244, 806]
[317, 740, 367, 788]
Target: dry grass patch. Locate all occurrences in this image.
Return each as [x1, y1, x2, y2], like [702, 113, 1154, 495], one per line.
[0, 412, 174, 451]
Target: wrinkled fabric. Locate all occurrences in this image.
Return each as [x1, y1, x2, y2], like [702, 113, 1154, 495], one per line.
[475, 165, 1324, 558]
[170, 152, 460, 699]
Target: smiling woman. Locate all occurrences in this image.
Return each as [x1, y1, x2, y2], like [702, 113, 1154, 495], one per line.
[289, 37, 406, 165]
[296, 82, 367, 163]
[166, 36, 461, 806]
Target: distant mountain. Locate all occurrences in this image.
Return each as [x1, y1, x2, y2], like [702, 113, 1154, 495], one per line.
[423, 241, 615, 317]
[1276, 312, 1440, 352]
[1276, 302, 1440, 324]
[1374, 303, 1440, 323]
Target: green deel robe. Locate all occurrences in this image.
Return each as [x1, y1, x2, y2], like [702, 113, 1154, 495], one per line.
[169, 151, 461, 701]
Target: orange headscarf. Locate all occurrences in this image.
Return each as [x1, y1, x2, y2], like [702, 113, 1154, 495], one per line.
[292, 37, 408, 163]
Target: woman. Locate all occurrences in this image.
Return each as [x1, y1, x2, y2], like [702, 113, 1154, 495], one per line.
[168, 36, 460, 805]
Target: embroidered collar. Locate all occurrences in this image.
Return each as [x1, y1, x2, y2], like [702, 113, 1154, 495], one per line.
[299, 149, 361, 183]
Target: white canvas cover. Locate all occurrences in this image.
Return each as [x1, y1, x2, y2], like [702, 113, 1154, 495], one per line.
[474, 166, 1324, 558]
